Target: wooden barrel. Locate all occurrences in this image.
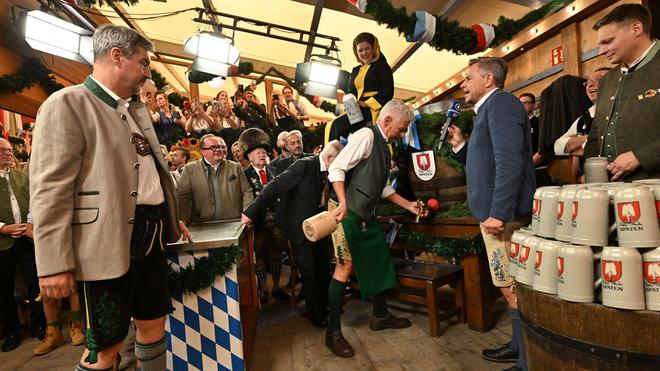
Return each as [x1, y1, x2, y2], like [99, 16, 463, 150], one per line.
[517, 283, 660, 371]
[408, 154, 466, 208]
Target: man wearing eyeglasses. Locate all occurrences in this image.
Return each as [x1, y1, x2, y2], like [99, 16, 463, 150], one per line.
[178, 134, 253, 224]
[554, 67, 612, 157]
[0, 139, 45, 352]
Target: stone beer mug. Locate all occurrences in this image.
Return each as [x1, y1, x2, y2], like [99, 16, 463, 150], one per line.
[537, 187, 561, 238]
[557, 244, 600, 303]
[613, 186, 660, 247]
[601, 246, 645, 310]
[643, 247, 660, 311]
[510, 229, 533, 277]
[533, 239, 561, 295]
[531, 188, 543, 234]
[556, 185, 580, 242]
[515, 235, 541, 286]
[584, 157, 609, 183]
[571, 189, 611, 246]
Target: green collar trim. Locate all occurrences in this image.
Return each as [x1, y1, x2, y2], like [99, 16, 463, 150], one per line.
[83, 76, 118, 109]
[635, 40, 660, 71]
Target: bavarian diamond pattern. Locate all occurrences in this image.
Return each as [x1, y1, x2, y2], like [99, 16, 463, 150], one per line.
[166, 250, 244, 370]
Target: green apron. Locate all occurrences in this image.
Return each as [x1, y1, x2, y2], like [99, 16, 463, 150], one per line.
[342, 211, 396, 299]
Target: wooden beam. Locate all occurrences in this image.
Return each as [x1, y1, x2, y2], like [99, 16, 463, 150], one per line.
[190, 83, 200, 101]
[162, 63, 189, 92]
[304, 0, 325, 62]
[391, 42, 423, 72]
[290, 0, 372, 20]
[108, 4, 189, 94]
[560, 22, 581, 77]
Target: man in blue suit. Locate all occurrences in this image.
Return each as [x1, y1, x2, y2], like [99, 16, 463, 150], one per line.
[450, 57, 535, 371]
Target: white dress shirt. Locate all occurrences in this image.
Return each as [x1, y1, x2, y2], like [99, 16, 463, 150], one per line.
[473, 88, 499, 114]
[90, 76, 164, 205]
[328, 125, 395, 199]
[0, 169, 23, 229]
[554, 105, 596, 155]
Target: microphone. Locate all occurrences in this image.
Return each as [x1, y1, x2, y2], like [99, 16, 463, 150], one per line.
[438, 100, 461, 144]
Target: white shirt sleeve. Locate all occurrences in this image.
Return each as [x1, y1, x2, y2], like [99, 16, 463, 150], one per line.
[452, 141, 466, 153]
[328, 128, 374, 183]
[553, 117, 580, 156]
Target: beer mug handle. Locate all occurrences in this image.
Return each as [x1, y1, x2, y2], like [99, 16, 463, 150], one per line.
[593, 252, 602, 289]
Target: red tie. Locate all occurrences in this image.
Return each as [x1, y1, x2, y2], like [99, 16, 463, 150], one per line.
[259, 169, 268, 185]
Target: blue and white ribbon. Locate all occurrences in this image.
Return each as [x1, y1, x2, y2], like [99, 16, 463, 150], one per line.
[406, 11, 436, 43]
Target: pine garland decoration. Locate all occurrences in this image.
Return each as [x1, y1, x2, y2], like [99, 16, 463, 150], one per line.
[0, 58, 64, 95]
[398, 226, 484, 260]
[168, 246, 244, 296]
[364, 0, 565, 55]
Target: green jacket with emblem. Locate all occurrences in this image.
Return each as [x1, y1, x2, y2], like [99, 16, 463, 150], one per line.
[584, 41, 660, 180]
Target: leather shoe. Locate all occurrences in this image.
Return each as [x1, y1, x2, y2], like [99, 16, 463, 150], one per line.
[325, 330, 355, 358]
[482, 343, 518, 363]
[2, 332, 22, 352]
[369, 313, 412, 331]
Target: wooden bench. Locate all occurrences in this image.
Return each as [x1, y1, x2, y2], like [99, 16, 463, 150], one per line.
[389, 258, 466, 337]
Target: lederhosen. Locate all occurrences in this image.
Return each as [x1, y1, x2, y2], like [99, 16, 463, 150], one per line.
[78, 78, 171, 364]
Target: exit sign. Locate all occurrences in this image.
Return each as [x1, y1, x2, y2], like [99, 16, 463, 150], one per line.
[552, 46, 564, 66]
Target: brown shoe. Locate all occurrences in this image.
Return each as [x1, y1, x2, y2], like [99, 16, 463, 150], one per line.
[369, 313, 412, 331]
[33, 326, 64, 356]
[325, 330, 355, 358]
[69, 320, 85, 346]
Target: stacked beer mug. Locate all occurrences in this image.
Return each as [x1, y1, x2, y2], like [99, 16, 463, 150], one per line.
[509, 178, 660, 312]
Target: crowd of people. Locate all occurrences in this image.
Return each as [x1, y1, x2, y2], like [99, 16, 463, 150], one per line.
[0, 3, 658, 371]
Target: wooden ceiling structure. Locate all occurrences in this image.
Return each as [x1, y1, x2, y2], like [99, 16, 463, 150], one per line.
[0, 0, 639, 118]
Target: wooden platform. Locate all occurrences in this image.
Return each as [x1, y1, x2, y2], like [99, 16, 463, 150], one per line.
[251, 292, 513, 371]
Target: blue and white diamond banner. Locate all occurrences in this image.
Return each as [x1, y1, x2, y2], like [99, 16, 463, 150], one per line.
[166, 250, 244, 371]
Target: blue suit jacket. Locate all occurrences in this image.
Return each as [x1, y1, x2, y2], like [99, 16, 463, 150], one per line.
[465, 89, 535, 222]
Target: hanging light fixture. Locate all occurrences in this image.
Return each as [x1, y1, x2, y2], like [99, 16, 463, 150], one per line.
[184, 32, 240, 77]
[295, 54, 345, 98]
[24, 10, 94, 65]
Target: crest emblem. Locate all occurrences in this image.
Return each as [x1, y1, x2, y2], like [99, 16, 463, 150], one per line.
[557, 257, 564, 277]
[509, 242, 519, 258]
[572, 201, 579, 222]
[535, 251, 542, 270]
[602, 260, 623, 283]
[532, 199, 542, 216]
[617, 201, 641, 224]
[557, 201, 564, 220]
[412, 150, 436, 181]
[644, 262, 660, 285]
[519, 245, 530, 263]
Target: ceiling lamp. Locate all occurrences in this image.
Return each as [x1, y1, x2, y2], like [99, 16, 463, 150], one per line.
[184, 32, 240, 77]
[24, 10, 94, 65]
[295, 54, 345, 99]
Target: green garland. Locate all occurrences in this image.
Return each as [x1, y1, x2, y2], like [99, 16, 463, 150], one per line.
[364, 0, 565, 55]
[398, 226, 484, 260]
[0, 58, 64, 96]
[168, 245, 244, 296]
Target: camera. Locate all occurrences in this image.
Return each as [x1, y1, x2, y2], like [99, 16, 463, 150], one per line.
[272, 94, 279, 102]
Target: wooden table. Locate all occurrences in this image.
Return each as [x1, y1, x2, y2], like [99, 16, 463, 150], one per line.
[167, 220, 257, 371]
[381, 215, 500, 332]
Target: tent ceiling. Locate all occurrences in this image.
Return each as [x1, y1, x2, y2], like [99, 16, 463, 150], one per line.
[98, 0, 538, 107]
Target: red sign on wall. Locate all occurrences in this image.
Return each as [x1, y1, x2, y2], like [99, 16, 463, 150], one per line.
[552, 46, 564, 66]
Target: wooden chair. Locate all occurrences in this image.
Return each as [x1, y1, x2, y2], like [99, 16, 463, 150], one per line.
[389, 258, 466, 337]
